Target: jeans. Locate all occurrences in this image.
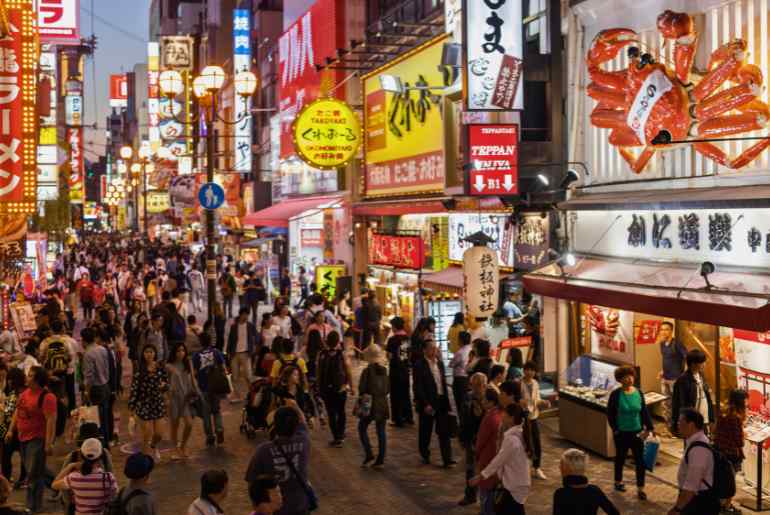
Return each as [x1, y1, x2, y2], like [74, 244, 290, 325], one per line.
[452, 375, 469, 423]
[21, 438, 52, 513]
[494, 489, 525, 515]
[389, 371, 413, 425]
[223, 296, 233, 318]
[530, 418, 542, 468]
[248, 300, 260, 325]
[322, 390, 347, 441]
[90, 384, 113, 446]
[479, 488, 496, 515]
[614, 430, 645, 487]
[1, 434, 25, 481]
[201, 393, 224, 438]
[358, 416, 386, 461]
[418, 408, 452, 464]
[463, 441, 477, 501]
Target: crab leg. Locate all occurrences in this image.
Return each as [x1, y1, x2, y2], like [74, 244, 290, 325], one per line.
[591, 109, 627, 129]
[587, 83, 626, 109]
[691, 50, 743, 102]
[697, 112, 768, 138]
[619, 146, 657, 174]
[657, 10, 698, 83]
[693, 138, 770, 169]
[693, 83, 761, 120]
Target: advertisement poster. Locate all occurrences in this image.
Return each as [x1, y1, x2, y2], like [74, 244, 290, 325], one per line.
[448, 213, 514, 267]
[370, 234, 424, 270]
[363, 35, 449, 197]
[635, 319, 662, 345]
[427, 299, 463, 358]
[468, 124, 519, 195]
[585, 305, 634, 364]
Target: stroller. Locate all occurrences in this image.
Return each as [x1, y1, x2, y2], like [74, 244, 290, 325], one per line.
[240, 377, 273, 439]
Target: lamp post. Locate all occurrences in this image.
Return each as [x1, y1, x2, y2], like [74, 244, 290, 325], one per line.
[159, 66, 258, 322]
[120, 146, 157, 237]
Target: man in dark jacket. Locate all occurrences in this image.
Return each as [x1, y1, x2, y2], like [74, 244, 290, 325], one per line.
[317, 332, 353, 447]
[671, 349, 714, 435]
[227, 307, 259, 401]
[412, 339, 455, 467]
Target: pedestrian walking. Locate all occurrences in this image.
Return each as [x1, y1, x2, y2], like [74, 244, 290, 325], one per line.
[0, 368, 26, 487]
[166, 343, 199, 460]
[220, 267, 236, 319]
[450, 331, 473, 422]
[469, 403, 532, 515]
[187, 469, 228, 515]
[193, 333, 227, 447]
[552, 448, 619, 515]
[385, 318, 413, 427]
[128, 344, 169, 459]
[521, 360, 550, 480]
[457, 372, 488, 507]
[713, 389, 747, 514]
[51, 437, 117, 514]
[226, 307, 258, 402]
[475, 387, 502, 515]
[81, 327, 113, 447]
[412, 339, 455, 467]
[671, 349, 714, 435]
[357, 344, 389, 468]
[317, 332, 353, 447]
[606, 365, 654, 500]
[119, 452, 157, 515]
[5, 367, 57, 513]
[670, 408, 720, 514]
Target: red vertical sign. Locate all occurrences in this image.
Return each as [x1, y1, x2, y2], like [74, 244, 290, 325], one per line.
[468, 124, 519, 196]
[0, 10, 26, 203]
[67, 127, 84, 201]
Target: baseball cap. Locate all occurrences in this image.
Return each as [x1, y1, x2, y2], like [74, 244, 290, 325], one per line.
[80, 438, 103, 460]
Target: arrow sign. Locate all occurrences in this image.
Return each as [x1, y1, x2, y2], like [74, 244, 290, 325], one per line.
[323, 271, 333, 281]
[503, 174, 514, 191]
[474, 174, 485, 192]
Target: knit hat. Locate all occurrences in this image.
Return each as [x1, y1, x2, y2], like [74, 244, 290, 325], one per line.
[80, 438, 103, 460]
[124, 452, 155, 480]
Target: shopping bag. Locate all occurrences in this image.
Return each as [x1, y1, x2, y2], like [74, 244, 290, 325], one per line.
[643, 434, 660, 472]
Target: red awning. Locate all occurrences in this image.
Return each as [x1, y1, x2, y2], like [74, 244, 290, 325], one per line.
[423, 266, 464, 292]
[241, 195, 343, 228]
[352, 199, 448, 216]
[523, 257, 770, 332]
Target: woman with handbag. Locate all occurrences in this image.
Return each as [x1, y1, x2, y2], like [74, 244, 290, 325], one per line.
[357, 345, 389, 468]
[128, 344, 170, 460]
[166, 342, 199, 459]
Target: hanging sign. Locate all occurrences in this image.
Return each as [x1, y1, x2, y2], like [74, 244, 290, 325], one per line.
[37, 0, 81, 45]
[301, 228, 322, 247]
[109, 74, 128, 108]
[514, 213, 550, 270]
[233, 8, 253, 174]
[67, 127, 84, 203]
[161, 36, 193, 70]
[463, 245, 499, 318]
[370, 233, 424, 269]
[293, 97, 361, 170]
[146, 191, 171, 213]
[464, 0, 523, 111]
[316, 264, 346, 301]
[468, 124, 519, 195]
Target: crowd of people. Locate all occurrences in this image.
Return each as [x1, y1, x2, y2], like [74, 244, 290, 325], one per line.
[0, 233, 744, 515]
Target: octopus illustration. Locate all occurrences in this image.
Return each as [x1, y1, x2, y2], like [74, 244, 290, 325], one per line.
[587, 10, 770, 173]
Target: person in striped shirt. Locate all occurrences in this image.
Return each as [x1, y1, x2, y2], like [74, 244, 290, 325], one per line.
[52, 437, 117, 515]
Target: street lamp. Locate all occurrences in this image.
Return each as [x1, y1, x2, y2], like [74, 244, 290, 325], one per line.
[160, 64, 258, 323]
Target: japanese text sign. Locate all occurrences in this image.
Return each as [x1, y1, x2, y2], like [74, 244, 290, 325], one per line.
[364, 35, 449, 197]
[449, 213, 514, 266]
[233, 9, 252, 174]
[161, 36, 193, 71]
[293, 97, 361, 169]
[37, 0, 80, 44]
[301, 228, 323, 247]
[67, 127, 83, 203]
[0, 4, 36, 214]
[370, 233, 424, 270]
[464, 0, 523, 111]
[514, 213, 549, 271]
[109, 74, 127, 108]
[636, 319, 662, 345]
[468, 124, 518, 195]
[463, 245, 499, 318]
[315, 264, 346, 301]
[278, 0, 345, 158]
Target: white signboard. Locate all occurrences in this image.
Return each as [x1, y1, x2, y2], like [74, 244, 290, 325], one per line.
[160, 36, 193, 70]
[37, 0, 80, 44]
[37, 184, 58, 200]
[574, 208, 770, 269]
[37, 164, 57, 182]
[464, 246, 499, 318]
[445, 0, 462, 41]
[448, 212, 515, 266]
[37, 146, 56, 165]
[465, 0, 523, 111]
[233, 9, 252, 174]
[65, 95, 82, 126]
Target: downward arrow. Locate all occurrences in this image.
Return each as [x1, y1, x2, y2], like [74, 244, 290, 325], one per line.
[503, 175, 514, 191]
[474, 175, 485, 192]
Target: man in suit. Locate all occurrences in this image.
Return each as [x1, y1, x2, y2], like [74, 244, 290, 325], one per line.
[412, 339, 456, 467]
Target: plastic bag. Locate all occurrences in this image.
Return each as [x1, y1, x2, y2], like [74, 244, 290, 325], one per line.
[643, 434, 660, 472]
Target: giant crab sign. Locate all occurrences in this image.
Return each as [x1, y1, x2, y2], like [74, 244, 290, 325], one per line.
[587, 10, 770, 173]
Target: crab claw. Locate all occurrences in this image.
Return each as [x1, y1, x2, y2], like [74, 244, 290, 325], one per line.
[587, 28, 638, 69]
[657, 10, 694, 39]
[657, 10, 698, 83]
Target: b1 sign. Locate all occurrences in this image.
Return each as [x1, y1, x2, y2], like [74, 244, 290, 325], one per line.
[468, 124, 518, 195]
[464, 0, 523, 111]
[37, 0, 80, 44]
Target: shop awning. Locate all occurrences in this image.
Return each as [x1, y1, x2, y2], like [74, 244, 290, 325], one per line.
[241, 195, 343, 227]
[523, 257, 770, 332]
[560, 184, 770, 211]
[353, 198, 449, 216]
[423, 266, 464, 293]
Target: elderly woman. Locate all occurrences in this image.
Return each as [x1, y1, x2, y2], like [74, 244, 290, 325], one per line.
[357, 344, 389, 468]
[606, 365, 654, 500]
[553, 448, 619, 515]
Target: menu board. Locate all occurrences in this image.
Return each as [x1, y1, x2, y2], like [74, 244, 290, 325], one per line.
[428, 299, 463, 359]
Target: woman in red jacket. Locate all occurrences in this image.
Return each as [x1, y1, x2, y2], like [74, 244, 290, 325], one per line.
[475, 387, 503, 515]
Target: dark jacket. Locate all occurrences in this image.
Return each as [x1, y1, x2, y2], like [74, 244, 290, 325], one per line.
[226, 319, 258, 355]
[671, 370, 714, 430]
[552, 475, 620, 515]
[359, 363, 389, 421]
[412, 357, 450, 414]
[606, 386, 654, 434]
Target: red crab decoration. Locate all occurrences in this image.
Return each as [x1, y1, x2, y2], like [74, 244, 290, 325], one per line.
[587, 10, 770, 173]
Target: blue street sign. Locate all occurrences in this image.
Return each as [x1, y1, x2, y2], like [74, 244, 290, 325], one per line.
[198, 182, 225, 210]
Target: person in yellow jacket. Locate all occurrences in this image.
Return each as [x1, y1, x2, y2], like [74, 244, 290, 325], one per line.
[447, 313, 466, 354]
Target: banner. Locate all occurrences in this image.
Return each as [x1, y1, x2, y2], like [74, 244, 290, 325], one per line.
[37, 0, 80, 44]
[468, 124, 518, 195]
[0, 5, 37, 214]
[370, 233, 424, 269]
[233, 9, 252, 174]
[67, 127, 84, 203]
[464, 0, 523, 111]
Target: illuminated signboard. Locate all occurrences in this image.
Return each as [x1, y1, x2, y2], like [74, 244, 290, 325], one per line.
[293, 97, 361, 170]
[233, 9, 252, 174]
[37, 0, 80, 44]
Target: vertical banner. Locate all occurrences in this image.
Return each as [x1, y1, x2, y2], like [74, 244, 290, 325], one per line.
[233, 9, 252, 174]
[147, 42, 161, 150]
[67, 127, 84, 203]
[464, 0, 523, 111]
[468, 124, 519, 195]
[463, 245, 499, 318]
[0, 5, 37, 214]
[109, 74, 128, 108]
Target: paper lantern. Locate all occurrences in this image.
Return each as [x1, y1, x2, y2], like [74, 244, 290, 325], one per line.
[463, 245, 499, 319]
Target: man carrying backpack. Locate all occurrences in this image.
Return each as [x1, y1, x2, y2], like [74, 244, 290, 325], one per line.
[115, 452, 157, 515]
[39, 320, 78, 411]
[671, 408, 728, 515]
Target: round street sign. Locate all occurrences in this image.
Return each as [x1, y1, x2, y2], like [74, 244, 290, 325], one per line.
[198, 182, 225, 210]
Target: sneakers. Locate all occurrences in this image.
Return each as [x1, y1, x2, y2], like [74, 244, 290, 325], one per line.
[361, 455, 375, 468]
[534, 468, 547, 480]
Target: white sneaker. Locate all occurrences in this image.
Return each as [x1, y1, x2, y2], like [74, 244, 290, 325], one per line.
[535, 468, 547, 480]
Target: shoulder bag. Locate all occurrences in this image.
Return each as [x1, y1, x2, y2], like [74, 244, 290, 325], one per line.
[275, 443, 318, 511]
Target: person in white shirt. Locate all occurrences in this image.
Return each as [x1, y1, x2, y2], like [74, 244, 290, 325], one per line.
[469, 403, 531, 514]
[449, 331, 473, 415]
[188, 266, 205, 313]
[670, 408, 719, 515]
[521, 360, 550, 480]
[485, 311, 510, 353]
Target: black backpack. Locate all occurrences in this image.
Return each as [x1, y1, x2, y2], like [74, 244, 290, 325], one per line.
[44, 339, 71, 374]
[684, 440, 736, 499]
[207, 363, 232, 396]
[104, 486, 148, 515]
